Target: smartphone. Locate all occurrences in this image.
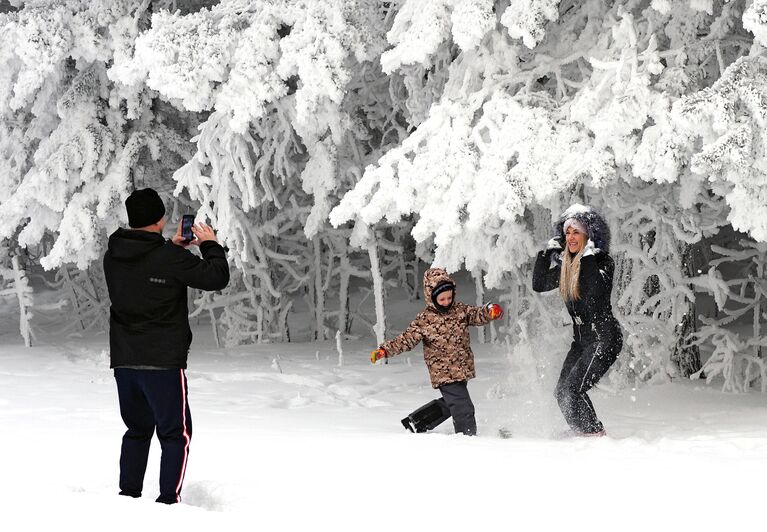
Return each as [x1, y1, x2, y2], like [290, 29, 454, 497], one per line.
[181, 215, 195, 243]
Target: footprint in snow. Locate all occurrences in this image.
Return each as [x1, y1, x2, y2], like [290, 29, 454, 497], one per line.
[181, 481, 226, 512]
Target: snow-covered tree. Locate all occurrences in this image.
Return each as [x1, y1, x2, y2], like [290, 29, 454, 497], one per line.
[1, 0, 765, 390]
[0, 1, 196, 270]
[331, 0, 766, 382]
[106, 0, 417, 344]
[691, 238, 767, 392]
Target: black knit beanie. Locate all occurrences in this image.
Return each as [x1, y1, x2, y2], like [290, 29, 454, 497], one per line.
[126, 188, 166, 228]
[431, 281, 455, 312]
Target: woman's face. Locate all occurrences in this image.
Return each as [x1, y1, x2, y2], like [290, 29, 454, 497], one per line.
[436, 290, 453, 308]
[565, 226, 587, 254]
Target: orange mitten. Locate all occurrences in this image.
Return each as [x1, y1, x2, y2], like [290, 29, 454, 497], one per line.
[486, 303, 503, 320]
[370, 348, 387, 364]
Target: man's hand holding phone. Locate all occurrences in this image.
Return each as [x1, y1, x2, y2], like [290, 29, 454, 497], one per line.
[192, 223, 217, 244]
[172, 217, 217, 247]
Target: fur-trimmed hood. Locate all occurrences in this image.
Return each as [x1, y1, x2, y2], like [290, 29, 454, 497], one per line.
[554, 204, 611, 254]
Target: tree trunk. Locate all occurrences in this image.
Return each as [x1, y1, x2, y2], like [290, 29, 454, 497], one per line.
[473, 270, 485, 344]
[11, 256, 33, 348]
[339, 247, 351, 335]
[754, 246, 765, 360]
[313, 237, 326, 341]
[671, 244, 702, 377]
[367, 235, 386, 347]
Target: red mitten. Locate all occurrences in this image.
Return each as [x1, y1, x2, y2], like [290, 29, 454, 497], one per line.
[370, 348, 387, 364]
[486, 303, 503, 320]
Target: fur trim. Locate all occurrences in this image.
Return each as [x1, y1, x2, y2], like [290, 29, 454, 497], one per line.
[582, 239, 597, 257]
[554, 205, 611, 254]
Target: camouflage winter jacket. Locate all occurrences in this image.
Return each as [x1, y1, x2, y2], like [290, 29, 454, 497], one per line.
[380, 268, 492, 388]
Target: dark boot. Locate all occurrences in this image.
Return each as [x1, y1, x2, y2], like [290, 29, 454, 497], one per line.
[401, 398, 451, 433]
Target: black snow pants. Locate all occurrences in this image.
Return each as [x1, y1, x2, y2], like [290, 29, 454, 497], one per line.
[114, 368, 192, 504]
[439, 380, 477, 436]
[404, 380, 477, 435]
[555, 319, 622, 434]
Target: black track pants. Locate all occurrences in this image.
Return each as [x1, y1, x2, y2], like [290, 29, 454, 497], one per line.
[554, 321, 622, 434]
[114, 368, 192, 504]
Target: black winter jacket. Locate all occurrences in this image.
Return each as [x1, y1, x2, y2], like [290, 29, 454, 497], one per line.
[532, 249, 617, 326]
[103, 229, 230, 368]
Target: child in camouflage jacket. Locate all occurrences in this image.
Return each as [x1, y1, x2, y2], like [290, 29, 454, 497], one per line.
[371, 267, 503, 435]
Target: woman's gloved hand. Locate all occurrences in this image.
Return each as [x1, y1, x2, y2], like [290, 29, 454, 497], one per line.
[546, 237, 564, 251]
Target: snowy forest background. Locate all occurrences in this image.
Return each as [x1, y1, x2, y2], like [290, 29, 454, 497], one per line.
[1, 0, 767, 394]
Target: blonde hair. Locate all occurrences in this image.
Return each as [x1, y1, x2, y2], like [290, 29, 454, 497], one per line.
[559, 247, 585, 302]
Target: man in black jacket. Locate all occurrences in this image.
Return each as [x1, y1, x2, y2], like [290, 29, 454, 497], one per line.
[103, 188, 229, 504]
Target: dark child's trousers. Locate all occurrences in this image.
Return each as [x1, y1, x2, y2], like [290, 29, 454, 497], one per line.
[114, 368, 192, 504]
[439, 380, 477, 436]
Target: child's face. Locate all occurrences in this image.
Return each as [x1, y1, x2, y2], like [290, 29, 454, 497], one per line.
[436, 290, 453, 308]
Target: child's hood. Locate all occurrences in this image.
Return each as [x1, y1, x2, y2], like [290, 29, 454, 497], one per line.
[423, 268, 456, 309]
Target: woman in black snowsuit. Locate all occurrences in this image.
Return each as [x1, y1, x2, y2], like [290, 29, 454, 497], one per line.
[532, 205, 623, 437]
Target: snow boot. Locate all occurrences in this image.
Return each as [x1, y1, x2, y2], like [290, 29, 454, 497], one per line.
[401, 398, 451, 433]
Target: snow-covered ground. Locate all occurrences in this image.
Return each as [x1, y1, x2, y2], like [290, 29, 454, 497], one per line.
[2, 321, 767, 531]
